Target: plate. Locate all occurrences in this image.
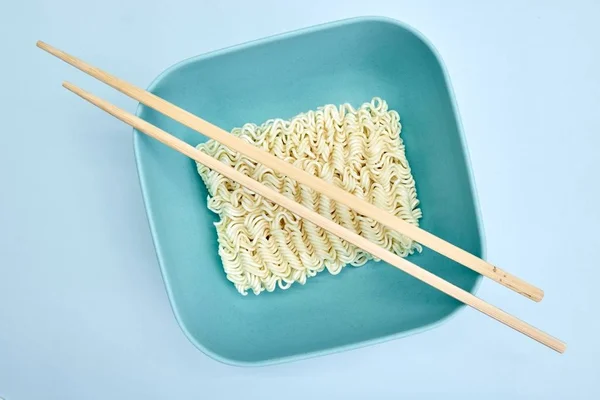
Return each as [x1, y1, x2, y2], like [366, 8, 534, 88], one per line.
[133, 16, 484, 366]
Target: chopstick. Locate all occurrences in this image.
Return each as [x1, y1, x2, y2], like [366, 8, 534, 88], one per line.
[36, 41, 544, 302]
[62, 81, 565, 353]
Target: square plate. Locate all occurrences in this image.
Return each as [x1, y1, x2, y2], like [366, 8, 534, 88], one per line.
[133, 16, 484, 366]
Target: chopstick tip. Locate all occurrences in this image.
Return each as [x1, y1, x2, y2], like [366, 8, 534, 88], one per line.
[62, 81, 77, 93]
[36, 40, 58, 55]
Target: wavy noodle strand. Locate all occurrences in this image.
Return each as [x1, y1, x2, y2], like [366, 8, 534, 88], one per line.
[196, 97, 422, 295]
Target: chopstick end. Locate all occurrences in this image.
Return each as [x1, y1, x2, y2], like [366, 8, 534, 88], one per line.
[555, 340, 567, 354]
[36, 40, 59, 57]
[62, 82, 79, 94]
[533, 288, 545, 302]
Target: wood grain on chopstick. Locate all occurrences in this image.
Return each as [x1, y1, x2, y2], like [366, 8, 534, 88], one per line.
[62, 82, 564, 353]
[36, 41, 543, 302]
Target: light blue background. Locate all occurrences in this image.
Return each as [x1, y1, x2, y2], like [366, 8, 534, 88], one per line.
[1, 0, 598, 398]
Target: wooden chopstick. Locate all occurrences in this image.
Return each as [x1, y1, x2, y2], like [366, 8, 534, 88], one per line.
[36, 41, 543, 302]
[62, 81, 565, 353]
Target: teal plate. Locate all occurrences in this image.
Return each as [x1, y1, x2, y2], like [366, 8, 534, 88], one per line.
[133, 16, 485, 366]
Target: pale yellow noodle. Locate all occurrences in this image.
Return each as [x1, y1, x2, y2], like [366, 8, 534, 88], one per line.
[196, 97, 422, 295]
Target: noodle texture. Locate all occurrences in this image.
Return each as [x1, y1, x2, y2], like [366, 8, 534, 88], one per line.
[196, 97, 422, 295]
